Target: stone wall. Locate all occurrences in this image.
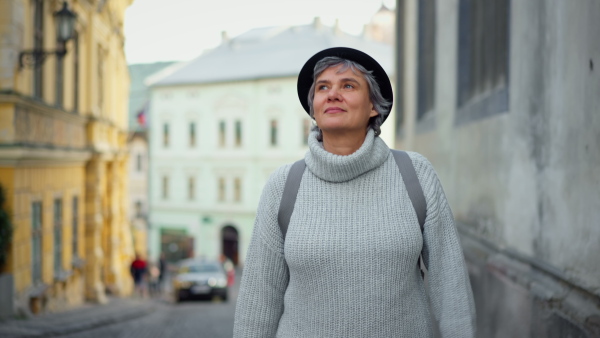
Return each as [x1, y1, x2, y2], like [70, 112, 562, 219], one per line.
[396, 0, 600, 335]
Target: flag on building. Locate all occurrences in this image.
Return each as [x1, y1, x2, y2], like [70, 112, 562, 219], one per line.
[136, 101, 148, 128]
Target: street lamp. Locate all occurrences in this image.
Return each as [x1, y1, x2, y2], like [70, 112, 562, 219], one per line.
[19, 1, 77, 69]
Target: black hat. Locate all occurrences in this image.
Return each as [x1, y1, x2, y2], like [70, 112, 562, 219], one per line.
[297, 47, 393, 122]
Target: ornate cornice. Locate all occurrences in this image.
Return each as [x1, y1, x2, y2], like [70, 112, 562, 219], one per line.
[0, 144, 91, 166]
[0, 90, 87, 125]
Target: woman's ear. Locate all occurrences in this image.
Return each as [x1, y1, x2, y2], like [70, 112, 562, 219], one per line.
[369, 105, 378, 118]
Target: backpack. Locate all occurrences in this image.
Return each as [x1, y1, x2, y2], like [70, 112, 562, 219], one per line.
[277, 149, 428, 275]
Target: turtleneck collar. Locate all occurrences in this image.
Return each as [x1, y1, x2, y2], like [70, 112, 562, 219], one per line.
[304, 129, 391, 183]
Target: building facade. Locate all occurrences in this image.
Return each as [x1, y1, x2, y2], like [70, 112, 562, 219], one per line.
[126, 62, 175, 260]
[395, 0, 600, 336]
[147, 20, 395, 265]
[127, 131, 148, 257]
[0, 0, 134, 316]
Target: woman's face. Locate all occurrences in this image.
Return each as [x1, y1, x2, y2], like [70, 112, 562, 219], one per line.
[312, 65, 378, 136]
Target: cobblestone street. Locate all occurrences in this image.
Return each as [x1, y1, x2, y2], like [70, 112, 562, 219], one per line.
[60, 296, 237, 338]
[0, 271, 240, 338]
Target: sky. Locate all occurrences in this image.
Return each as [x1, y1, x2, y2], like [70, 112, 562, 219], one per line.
[124, 0, 396, 65]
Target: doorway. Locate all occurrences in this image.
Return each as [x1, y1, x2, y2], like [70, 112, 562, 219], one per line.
[221, 225, 239, 265]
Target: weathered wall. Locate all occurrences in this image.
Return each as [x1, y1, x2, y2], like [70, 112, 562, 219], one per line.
[0, 0, 134, 315]
[398, 0, 600, 336]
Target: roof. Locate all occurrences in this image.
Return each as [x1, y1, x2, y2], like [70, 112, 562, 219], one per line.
[149, 22, 393, 87]
[127, 61, 175, 131]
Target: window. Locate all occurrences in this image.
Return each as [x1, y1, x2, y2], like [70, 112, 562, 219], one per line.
[219, 120, 226, 147]
[234, 178, 242, 202]
[394, 0, 406, 144]
[270, 120, 278, 146]
[188, 177, 195, 201]
[234, 120, 242, 147]
[162, 176, 169, 199]
[97, 47, 104, 110]
[163, 123, 169, 147]
[189, 122, 196, 147]
[457, 0, 510, 124]
[218, 177, 226, 202]
[53, 198, 62, 276]
[55, 51, 64, 108]
[417, 0, 436, 120]
[72, 197, 78, 258]
[31, 202, 43, 283]
[136, 154, 142, 172]
[135, 201, 142, 218]
[73, 31, 79, 112]
[303, 119, 311, 145]
[33, 0, 44, 99]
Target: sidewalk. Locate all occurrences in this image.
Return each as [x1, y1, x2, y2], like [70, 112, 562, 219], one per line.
[0, 297, 156, 338]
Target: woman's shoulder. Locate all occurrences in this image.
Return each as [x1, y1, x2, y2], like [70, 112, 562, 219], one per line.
[404, 151, 434, 170]
[400, 151, 441, 192]
[257, 162, 296, 207]
[264, 163, 295, 192]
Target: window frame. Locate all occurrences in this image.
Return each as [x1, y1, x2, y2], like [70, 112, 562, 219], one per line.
[163, 123, 169, 147]
[456, 0, 511, 126]
[233, 177, 242, 202]
[189, 122, 196, 147]
[72, 196, 78, 259]
[234, 120, 242, 147]
[218, 177, 226, 202]
[135, 200, 143, 218]
[72, 31, 79, 112]
[136, 153, 142, 172]
[33, 0, 44, 99]
[417, 0, 436, 123]
[162, 176, 169, 200]
[188, 176, 195, 201]
[302, 119, 311, 146]
[270, 119, 278, 146]
[53, 198, 63, 277]
[31, 201, 43, 284]
[218, 120, 226, 147]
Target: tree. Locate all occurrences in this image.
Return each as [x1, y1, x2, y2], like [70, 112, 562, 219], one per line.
[0, 184, 13, 271]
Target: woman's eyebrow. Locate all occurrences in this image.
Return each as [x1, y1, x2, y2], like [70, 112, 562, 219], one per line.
[316, 78, 360, 85]
[340, 78, 360, 84]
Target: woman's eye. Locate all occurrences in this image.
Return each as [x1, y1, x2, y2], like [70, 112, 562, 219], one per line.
[318, 85, 328, 90]
[344, 84, 354, 89]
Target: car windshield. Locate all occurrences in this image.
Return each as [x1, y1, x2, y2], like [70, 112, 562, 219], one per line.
[180, 263, 220, 274]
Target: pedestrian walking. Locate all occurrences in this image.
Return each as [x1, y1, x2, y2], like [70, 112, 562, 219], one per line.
[158, 252, 167, 293]
[220, 254, 235, 287]
[130, 253, 148, 298]
[148, 263, 160, 297]
[233, 47, 476, 337]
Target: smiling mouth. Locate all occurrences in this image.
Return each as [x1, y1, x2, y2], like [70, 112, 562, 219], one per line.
[324, 107, 345, 113]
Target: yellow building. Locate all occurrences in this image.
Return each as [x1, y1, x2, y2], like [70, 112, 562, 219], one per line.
[0, 0, 134, 315]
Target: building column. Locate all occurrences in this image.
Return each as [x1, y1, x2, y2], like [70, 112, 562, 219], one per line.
[104, 157, 133, 296]
[84, 156, 107, 303]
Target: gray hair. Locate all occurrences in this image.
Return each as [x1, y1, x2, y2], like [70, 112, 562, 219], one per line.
[307, 56, 392, 141]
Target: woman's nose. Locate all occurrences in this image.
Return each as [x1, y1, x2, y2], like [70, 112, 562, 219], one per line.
[327, 86, 341, 101]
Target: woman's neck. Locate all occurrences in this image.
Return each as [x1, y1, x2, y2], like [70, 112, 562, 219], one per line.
[321, 129, 369, 155]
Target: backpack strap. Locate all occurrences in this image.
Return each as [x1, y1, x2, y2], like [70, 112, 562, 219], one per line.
[278, 159, 306, 240]
[391, 150, 428, 276]
[390, 150, 427, 231]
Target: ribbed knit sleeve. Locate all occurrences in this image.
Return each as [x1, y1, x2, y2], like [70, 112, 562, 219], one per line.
[409, 152, 476, 337]
[233, 165, 291, 338]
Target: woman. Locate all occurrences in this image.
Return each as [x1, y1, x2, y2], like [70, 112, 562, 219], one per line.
[234, 47, 475, 337]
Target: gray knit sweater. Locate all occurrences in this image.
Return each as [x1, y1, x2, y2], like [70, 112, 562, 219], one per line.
[234, 130, 475, 337]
